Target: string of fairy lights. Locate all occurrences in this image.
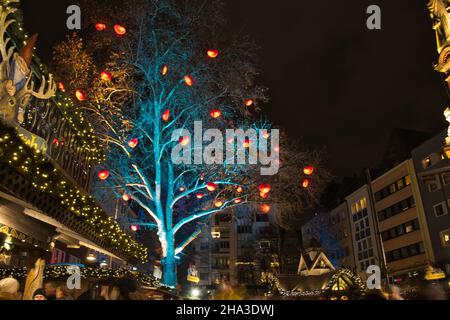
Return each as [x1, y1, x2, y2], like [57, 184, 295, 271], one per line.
[0, 266, 170, 290]
[0, 122, 148, 262]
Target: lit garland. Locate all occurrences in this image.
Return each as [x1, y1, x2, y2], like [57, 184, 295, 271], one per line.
[0, 266, 170, 290]
[1, 0, 105, 164]
[0, 123, 148, 262]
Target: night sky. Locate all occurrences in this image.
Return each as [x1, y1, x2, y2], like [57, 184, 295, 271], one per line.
[21, 0, 448, 179]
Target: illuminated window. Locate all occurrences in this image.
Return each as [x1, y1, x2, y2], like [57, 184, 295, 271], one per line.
[405, 175, 411, 186]
[434, 203, 448, 218]
[422, 157, 432, 169]
[440, 230, 450, 247]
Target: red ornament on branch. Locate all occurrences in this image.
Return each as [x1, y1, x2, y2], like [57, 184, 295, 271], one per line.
[209, 109, 222, 119]
[75, 90, 86, 101]
[162, 109, 170, 122]
[179, 136, 190, 146]
[184, 75, 194, 87]
[245, 99, 254, 107]
[260, 204, 271, 214]
[259, 184, 271, 194]
[100, 71, 112, 81]
[98, 170, 110, 181]
[128, 138, 139, 149]
[206, 182, 217, 192]
[95, 23, 107, 31]
[161, 65, 168, 76]
[303, 166, 314, 175]
[58, 82, 65, 92]
[207, 49, 219, 59]
[114, 24, 127, 35]
[302, 179, 311, 188]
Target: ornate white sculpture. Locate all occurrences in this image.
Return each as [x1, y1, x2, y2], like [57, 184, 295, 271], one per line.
[0, 2, 55, 125]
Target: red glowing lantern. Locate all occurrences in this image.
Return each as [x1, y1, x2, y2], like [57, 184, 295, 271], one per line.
[122, 194, 131, 202]
[302, 179, 311, 188]
[130, 225, 139, 232]
[95, 23, 107, 31]
[234, 198, 242, 204]
[58, 82, 65, 92]
[128, 138, 139, 149]
[245, 99, 254, 107]
[114, 24, 127, 35]
[259, 192, 269, 199]
[162, 109, 170, 122]
[100, 71, 112, 81]
[161, 65, 168, 76]
[179, 136, 190, 146]
[260, 204, 271, 214]
[243, 139, 251, 148]
[196, 194, 205, 199]
[236, 186, 243, 193]
[207, 49, 219, 59]
[214, 200, 224, 208]
[75, 90, 86, 101]
[206, 182, 217, 192]
[98, 170, 110, 181]
[303, 166, 314, 175]
[210, 109, 222, 119]
[184, 75, 194, 87]
[259, 184, 271, 194]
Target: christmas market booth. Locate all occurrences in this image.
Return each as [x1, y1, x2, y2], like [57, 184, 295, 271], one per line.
[274, 246, 366, 300]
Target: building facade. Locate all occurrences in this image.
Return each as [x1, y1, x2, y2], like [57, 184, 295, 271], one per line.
[301, 202, 355, 270]
[412, 130, 450, 276]
[345, 185, 383, 279]
[371, 159, 432, 283]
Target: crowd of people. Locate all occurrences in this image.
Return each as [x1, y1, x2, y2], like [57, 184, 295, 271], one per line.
[0, 276, 145, 300]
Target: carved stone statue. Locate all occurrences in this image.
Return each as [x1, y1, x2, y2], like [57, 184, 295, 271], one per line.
[0, 3, 55, 125]
[428, 0, 450, 53]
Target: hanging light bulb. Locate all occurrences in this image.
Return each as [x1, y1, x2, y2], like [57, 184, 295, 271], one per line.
[196, 194, 205, 199]
[234, 198, 242, 204]
[214, 200, 223, 208]
[130, 225, 139, 232]
[236, 186, 243, 193]
[122, 194, 131, 202]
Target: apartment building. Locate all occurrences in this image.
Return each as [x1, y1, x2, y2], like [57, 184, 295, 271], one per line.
[371, 159, 432, 283]
[345, 185, 383, 279]
[192, 205, 279, 292]
[412, 130, 450, 276]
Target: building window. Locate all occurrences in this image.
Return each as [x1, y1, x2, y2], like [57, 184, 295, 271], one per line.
[425, 175, 440, 192]
[375, 176, 411, 202]
[381, 219, 420, 241]
[422, 157, 432, 169]
[443, 173, 450, 186]
[385, 242, 425, 263]
[440, 230, 450, 247]
[378, 197, 416, 222]
[433, 202, 448, 218]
